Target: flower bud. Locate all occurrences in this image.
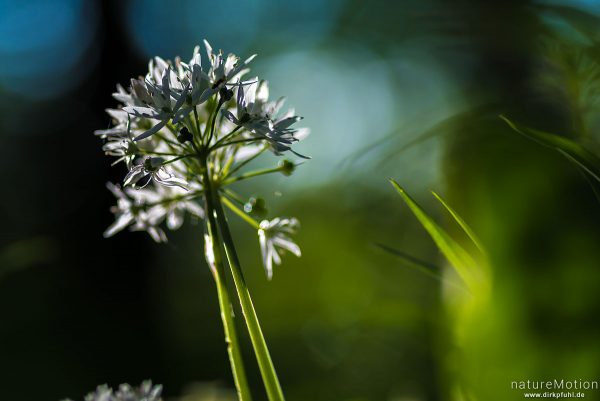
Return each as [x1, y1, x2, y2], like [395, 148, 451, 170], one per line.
[244, 197, 267, 217]
[219, 87, 234, 102]
[278, 159, 295, 176]
[144, 157, 164, 172]
[177, 127, 193, 143]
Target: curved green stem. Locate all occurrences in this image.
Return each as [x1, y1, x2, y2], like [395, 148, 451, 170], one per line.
[221, 196, 260, 229]
[202, 159, 253, 401]
[211, 138, 262, 151]
[225, 146, 268, 178]
[221, 165, 284, 186]
[210, 125, 243, 152]
[212, 193, 286, 401]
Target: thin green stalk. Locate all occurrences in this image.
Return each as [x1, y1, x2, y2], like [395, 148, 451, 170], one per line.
[193, 107, 202, 138]
[212, 138, 261, 151]
[221, 196, 260, 229]
[210, 125, 243, 151]
[201, 159, 253, 401]
[206, 99, 224, 145]
[139, 150, 182, 157]
[161, 154, 194, 166]
[209, 246, 253, 401]
[225, 146, 268, 177]
[221, 166, 284, 186]
[212, 192, 286, 401]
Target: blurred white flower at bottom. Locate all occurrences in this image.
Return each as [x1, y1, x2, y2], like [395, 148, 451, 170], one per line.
[63, 381, 162, 401]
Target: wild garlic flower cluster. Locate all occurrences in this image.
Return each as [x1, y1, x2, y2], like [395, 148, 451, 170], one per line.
[64, 381, 162, 401]
[96, 40, 307, 278]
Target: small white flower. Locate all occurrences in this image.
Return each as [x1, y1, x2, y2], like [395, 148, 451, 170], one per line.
[123, 157, 188, 190]
[103, 183, 167, 242]
[222, 80, 308, 157]
[258, 217, 301, 279]
[204, 39, 256, 93]
[124, 65, 190, 141]
[103, 182, 203, 243]
[135, 184, 204, 230]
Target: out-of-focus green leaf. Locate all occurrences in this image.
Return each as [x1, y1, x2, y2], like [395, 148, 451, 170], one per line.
[389, 179, 478, 289]
[339, 106, 493, 170]
[375, 242, 442, 279]
[500, 115, 600, 182]
[0, 237, 58, 279]
[375, 242, 466, 291]
[431, 191, 486, 255]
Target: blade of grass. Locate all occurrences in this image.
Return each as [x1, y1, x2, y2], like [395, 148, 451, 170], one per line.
[562, 150, 600, 204]
[375, 242, 442, 278]
[375, 243, 467, 291]
[500, 115, 600, 182]
[390, 179, 478, 290]
[431, 191, 486, 255]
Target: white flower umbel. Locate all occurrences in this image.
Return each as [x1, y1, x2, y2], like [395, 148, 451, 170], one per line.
[99, 39, 306, 265]
[97, 39, 309, 401]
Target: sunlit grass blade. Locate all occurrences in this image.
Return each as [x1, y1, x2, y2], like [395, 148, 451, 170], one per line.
[389, 179, 478, 290]
[431, 191, 486, 255]
[500, 115, 600, 182]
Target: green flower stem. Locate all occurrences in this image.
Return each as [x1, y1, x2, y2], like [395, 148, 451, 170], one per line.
[210, 125, 243, 151]
[212, 138, 261, 151]
[201, 159, 253, 401]
[221, 196, 260, 229]
[154, 133, 184, 148]
[210, 248, 253, 401]
[222, 188, 247, 205]
[139, 151, 182, 157]
[206, 99, 224, 145]
[221, 166, 284, 186]
[225, 146, 268, 177]
[193, 107, 202, 138]
[161, 154, 194, 166]
[212, 192, 286, 401]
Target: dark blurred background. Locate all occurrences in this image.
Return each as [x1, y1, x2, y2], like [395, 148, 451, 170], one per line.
[1, 0, 600, 400]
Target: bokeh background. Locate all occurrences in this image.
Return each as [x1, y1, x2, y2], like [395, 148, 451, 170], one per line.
[1, 0, 600, 400]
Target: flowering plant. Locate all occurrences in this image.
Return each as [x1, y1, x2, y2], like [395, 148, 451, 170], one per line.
[65, 381, 162, 401]
[95, 40, 309, 401]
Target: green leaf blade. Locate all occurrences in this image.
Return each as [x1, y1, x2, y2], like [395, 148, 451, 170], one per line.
[500, 114, 600, 182]
[431, 191, 486, 255]
[389, 179, 478, 289]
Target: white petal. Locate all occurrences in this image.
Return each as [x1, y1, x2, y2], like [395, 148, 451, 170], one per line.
[124, 106, 161, 119]
[272, 235, 301, 257]
[134, 120, 167, 141]
[167, 208, 184, 230]
[222, 110, 240, 125]
[103, 213, 134, 238]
